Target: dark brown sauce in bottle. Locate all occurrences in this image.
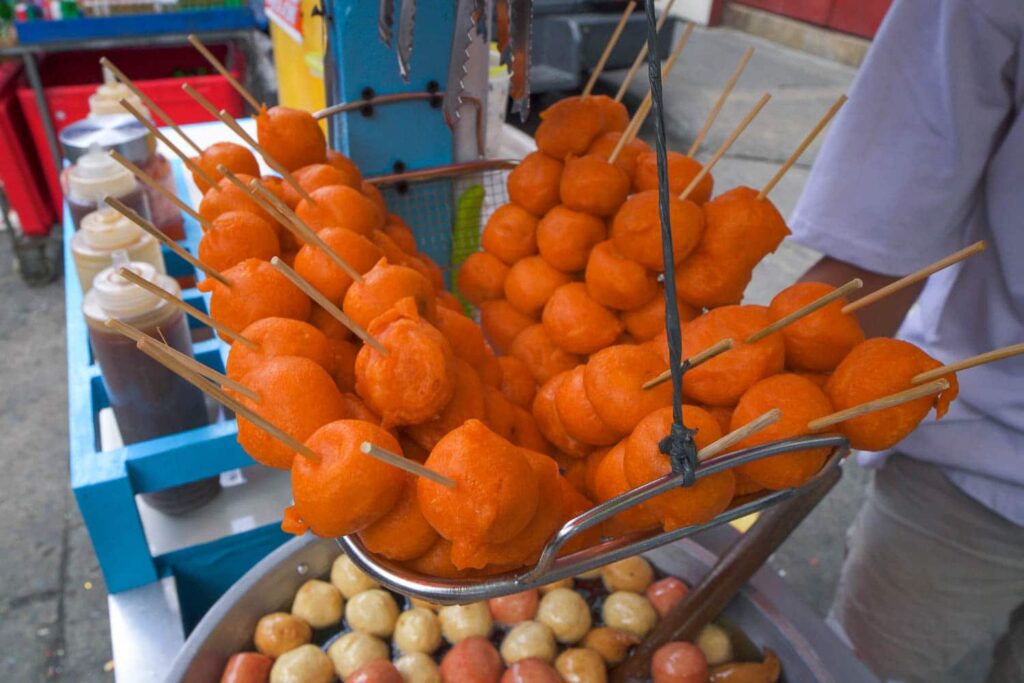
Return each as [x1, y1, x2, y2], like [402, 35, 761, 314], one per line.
[83, 262, 219, 513]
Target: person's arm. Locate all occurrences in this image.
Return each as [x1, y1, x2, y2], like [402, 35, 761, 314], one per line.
[799, 256, 924, 339]
[787, 0, 1014, 306]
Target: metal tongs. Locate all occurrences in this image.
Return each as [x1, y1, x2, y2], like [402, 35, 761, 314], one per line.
[338, 435, 849, 604]
[384, 0, 533, 118]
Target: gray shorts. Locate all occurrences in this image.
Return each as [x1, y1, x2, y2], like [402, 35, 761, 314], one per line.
[831, 454, 1024, 682]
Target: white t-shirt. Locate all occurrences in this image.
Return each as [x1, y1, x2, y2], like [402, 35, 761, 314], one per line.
[790, 0, 1024, 523]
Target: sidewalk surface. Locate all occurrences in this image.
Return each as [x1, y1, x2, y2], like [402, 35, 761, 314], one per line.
[0, 25, 863, 682]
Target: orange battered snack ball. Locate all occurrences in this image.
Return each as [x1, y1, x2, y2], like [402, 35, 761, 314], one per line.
[192, 142, 260, 193]
[588, 132, 652, 180]
[329, 338, 358, 392]
[434, 305, 490, 368]
[510, 324, 581, 385]
[326, 149, 365, 185]
[342, 392, 382, 424]
[199, 174, 277, 226]
[480, 299, 536, 353]
[592, 441, 662, 536]
[198, 258, 311, 340]
[419, 419, 540, 543]
[482, 204, 539, 264]
[297, 185, 385, 237]
[236, 356, 346, 470]
[611, 190, 704, 271]
[483, 384, 518, 441]
[542, 283, 622, 355]
[452, 449, 563, 569]
[585, 240, 658, 311]
[358, 474, 438, 561]
[402, 538, 464, 579]
[535, 97, 606, 160]
[504, 256, 573, 317]
[309, 304, 352, 340]
[294, 227, 383, 304]
[383, 214, 418, 254]
[291, 420, 405, 536]
[507, 151, 564, 217]
[555, 366, 622, 446]
[227, 317, 336, 381]
[436, 289, 465, 314]
[282, 163, 362, 207]
[354, 297, 456, 426]
[256, 105, 327, 171]
[633, 151, 713, 204]
[499, 356, 537, 408]
[406, 359, 486, 451]
[769, 282, 865, 372]
[536, 205, 607, 273]
[559, 155, 631, 218]
[457, 251, 510, 307]
[624, 406, 735, 530]
[825, 338, 959, 452]
[343, 258, 437, 330]
[621, 287, 701, 342]
[706, 406, 734, 434]
[732, 374, 834, 490]
[676, 305, 786, 407]
[533, 372, 591, 459]
[476, 346, 503, 388]
[199, 210, 280, 272]
[584, 344, 673, 435]
[361, 180, 387, 214]
[510, 404, 553, 454]
[675, 187, 790, 308]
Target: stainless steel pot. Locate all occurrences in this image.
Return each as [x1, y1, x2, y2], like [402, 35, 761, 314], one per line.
[166, 530, 878, 682]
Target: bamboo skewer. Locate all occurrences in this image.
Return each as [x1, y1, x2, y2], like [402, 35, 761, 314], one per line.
[105, 318, 260, 401]
[269, 257, 388, 355]
[698, 408, 782, 462]
[687, 47, 754, 157]
[99, 57, 204, 155]
[842, 241, 987, 314]
[180, 83, 312, 203]
[678, 92, 772, 202]
[757, 94, 847, 201]
[745, 278, 862, 344]
[360, 442, 457, 488]
[642, 338, 735, 390]
[187, 34, 262, 112]
[912, 342, 1024, 385]
[214, 165, 308, 244]
[581, 1, 637, 100]
[807, 379, 950, 432]
[137, 338, 319, 462]
[104, 196, 229, 286]
[116, 267, 257, 349]
[247, 179, 365, 284]
[118, 98, 219, 191]
[613, 0, 678, 102]
[608, 25, 693, 164]
[109, 150, 213, 230]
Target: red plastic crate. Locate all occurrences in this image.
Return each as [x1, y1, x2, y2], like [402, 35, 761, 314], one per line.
[0, 62, 56, 238]
[17, 43, 248, 215]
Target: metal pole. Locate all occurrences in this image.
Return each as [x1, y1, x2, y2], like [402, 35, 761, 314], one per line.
[21, 51, 64, 188]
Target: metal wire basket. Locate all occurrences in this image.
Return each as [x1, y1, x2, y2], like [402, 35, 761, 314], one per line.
[339, 437, 848, 603]
[346, 161, 852, 603]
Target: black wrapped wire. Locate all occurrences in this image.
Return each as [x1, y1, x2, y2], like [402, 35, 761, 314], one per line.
[642, 0, 699, 485]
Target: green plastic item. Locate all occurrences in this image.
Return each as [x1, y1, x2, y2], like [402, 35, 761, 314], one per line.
[451, 184, 485, 315]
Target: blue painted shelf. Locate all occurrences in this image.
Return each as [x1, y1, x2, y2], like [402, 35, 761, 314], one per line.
[65, 161, 288, 608]
[16, 6, 261, 45]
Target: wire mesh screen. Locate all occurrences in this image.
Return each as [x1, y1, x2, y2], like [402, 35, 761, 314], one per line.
[378, 168, 510, 292]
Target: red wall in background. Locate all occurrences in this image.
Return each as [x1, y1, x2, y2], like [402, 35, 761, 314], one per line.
[734, 0, 892, 38]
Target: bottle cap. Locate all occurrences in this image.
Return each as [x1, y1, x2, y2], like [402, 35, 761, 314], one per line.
[79, 208, 144, 250]
[67, 146, 138, 201]
[59, 116, 152, 165]
[92, 260, 174, 318]
[88, 81, 148, 119]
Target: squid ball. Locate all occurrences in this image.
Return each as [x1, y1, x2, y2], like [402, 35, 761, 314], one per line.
[602, 591, 658, 637]
[345, 589, 400, 638]
[500, 621, 558, 664]
[439, 602, 494, 643]
[393, 607, 443, 654]
[291, 579, 343, 629]
[269, 644, 334, 683]
[537, 588, 592, 644]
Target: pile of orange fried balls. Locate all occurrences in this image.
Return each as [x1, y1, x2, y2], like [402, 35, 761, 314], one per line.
[186, 99, 958, 579]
